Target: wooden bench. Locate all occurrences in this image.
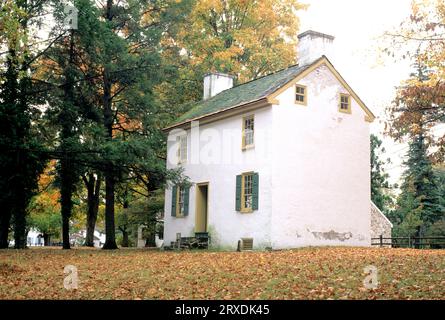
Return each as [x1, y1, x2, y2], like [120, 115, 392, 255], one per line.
[170, 233, 211, 250]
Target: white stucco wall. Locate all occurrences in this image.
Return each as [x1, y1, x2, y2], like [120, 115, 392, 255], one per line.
[164, 106, 274, 250]
[270, 64, 371, 249]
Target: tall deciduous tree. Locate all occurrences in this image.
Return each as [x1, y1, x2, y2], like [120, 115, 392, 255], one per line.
[156, 0, 307, 115]
[385, 3, 445, 236]
[385, 0, 445, 158]
[178, 0, 306, 81]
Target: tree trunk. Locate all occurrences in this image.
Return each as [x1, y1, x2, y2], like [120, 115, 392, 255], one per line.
[121, 228, 129, 247]
[0, 52, 17, 249]
[43, 234, 50, 246]
[145, 231, 156, 247]
[103, 173, 117, 249]
[61, 195, 71, 249]
[59, 29, 77, 250]
[13, 149, 27, 249]
[0, 207, 12, 248]
[84, 173, 101, 247]
[13, 198, 27, 249]
[60, 156, 73, 250]
[101, 3, 118, 250]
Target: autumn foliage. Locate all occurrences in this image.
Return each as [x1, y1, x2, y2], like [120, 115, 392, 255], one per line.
[0, 247, 444, 300]
[386, 0, 445, 150]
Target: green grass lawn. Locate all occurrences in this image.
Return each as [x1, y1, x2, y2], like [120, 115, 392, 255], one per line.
[0, 247, 444, 299]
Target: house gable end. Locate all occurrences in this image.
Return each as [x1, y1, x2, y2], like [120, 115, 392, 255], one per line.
[266, 56, 375, 123]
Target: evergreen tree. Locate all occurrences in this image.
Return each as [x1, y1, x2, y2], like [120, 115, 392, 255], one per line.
[370, 134, 392, 212]
[388, 56, 444, 239]
[0, 0, 47, 248]
[41, 0, 102, 249]
[392, 131, 443, 238]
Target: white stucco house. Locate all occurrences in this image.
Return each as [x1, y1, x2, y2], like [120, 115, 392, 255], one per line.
[163, 30, 379, 250]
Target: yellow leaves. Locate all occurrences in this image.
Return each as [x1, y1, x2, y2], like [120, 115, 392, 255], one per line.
[174, 0, 304, 81]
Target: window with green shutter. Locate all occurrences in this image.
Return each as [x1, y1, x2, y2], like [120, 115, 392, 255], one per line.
[236, 172, 259, 213]
[172, 185, 190, 217]
[236, 175, 242, 211]
[252, 173, 259, 210]
[183, 187, 190, 216]
[171, 186, 177, 217]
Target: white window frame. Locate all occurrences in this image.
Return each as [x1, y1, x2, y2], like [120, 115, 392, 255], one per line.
[295, 84, 307, 105]
[339, 93, 351, 114]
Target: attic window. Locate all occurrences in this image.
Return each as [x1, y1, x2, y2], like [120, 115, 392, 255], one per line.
[339, 94, 351, 114]
[295, 85, 307, 105]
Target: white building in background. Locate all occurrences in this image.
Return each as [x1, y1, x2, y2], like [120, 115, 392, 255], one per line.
[71, 230, 106, 247]
[163, 30, 380, 250]
[27, 229, 44, 246]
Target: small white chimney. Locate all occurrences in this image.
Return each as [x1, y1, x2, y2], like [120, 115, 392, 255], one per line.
[203, 72, 234, 100]
[297, 30, 335, 66]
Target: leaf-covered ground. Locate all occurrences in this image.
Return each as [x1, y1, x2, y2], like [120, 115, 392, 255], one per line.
[0, 247, 444, 299]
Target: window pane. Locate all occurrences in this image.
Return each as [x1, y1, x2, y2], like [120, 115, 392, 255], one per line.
[178, 187, 185, 214]
[296, 86, 306, 103]
[340, 95, 350, 110]
[244, 117, 254, 146]
[180, 135, 187, 161]
[243, 174, 253, 209]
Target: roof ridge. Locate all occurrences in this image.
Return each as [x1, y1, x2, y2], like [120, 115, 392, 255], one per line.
[165, 60, 320, 130]
[194, 63, 302, 105]
[231, 63, 300, 89]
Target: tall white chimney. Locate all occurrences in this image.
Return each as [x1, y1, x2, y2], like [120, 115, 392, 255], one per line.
[297, 30, 335, 66]
[203, 72, 234, 100]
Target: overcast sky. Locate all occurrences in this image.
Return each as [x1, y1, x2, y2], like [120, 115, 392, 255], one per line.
[299, 0, 415, 184]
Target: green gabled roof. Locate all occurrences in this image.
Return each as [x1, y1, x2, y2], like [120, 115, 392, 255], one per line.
[166, 63, 312, 129]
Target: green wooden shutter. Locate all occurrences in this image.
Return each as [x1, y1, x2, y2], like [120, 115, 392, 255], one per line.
[236, 175, 242, 211]
[171, 186, 177, 217]
[183, 187, 190, 216]
[252, 173, 259, 210]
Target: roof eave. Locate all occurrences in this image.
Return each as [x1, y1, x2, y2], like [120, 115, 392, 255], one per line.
[162, 97, 270, 132]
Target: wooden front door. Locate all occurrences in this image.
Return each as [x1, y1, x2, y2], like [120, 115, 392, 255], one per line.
[195, 183, 208, 233]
